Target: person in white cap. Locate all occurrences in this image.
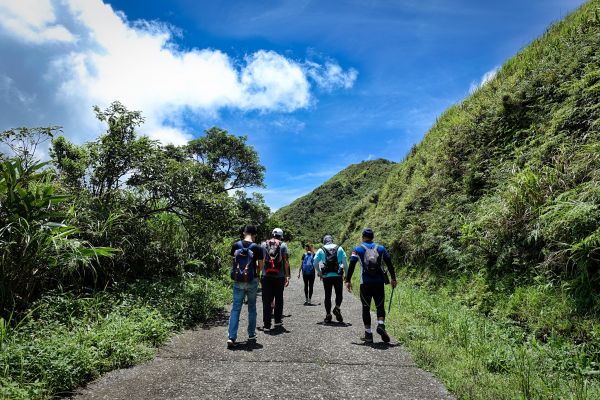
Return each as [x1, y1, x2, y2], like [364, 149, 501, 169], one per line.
[261, 227, 290, 332]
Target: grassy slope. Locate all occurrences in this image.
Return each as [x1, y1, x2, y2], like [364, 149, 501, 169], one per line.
[274, 159, 395, 245]
[280, 1, 600, 398]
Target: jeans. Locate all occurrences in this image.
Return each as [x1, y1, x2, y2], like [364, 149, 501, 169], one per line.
[228, 279, 258, 340]
[323, 276, 343, 314]
[262, 277, 285, 328]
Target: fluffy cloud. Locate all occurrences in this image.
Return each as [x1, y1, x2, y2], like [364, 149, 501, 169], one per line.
[305, 61, 358, 91]
[0, 0, 76, 43]
[0, 0, 356, 145]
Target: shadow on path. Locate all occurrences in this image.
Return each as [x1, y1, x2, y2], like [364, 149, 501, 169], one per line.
[228, 342, 264, 352]
[316, 321, 352, 328]
[350, 341, 400, 350]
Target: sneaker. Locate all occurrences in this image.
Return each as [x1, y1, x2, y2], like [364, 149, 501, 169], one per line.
[332, 306, 343, 323]
[361, 331, 373, 343]
[307, 298, 312, 305]
[274, 321, 283, 328]
[226, 338, 236, 348]
[263, 327, 271, 333]
[247, 335, 257, 344]
[324, 314, 332, 323]
[376, 324, 391, 343]
[303, 301, 308, 306]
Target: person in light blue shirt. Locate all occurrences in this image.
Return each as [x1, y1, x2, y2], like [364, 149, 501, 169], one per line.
[312, 235, 349, 323]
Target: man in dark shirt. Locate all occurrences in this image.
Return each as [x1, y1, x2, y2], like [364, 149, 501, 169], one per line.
[346, 228, 397, 343]
[227, 225, 263, 348]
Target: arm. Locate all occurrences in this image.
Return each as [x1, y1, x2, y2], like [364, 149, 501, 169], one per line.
[339, 247, 349, 276]
[382, 247, 397, 287]
[346, 258, 358, 292]
[313, 249, 323, 276]
[283, 244, 291, 286]
[298, 254, 304, 278]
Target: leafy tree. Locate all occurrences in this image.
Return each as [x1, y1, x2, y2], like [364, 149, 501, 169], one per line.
[0, 126, 60, 171]
[187, 127, 265, 192]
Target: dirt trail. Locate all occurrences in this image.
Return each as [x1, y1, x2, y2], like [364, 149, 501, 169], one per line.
[73, 275, 454, 399]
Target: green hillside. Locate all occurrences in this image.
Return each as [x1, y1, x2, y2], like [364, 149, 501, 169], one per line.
[274, 158, 395, 244]
[278, 2, 600, 397]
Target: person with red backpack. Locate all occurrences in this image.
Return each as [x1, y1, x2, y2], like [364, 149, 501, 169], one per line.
[297, 243, 316, 305]
[312, 235, 348, 323]
[227, 225, 264, 348]
[261, 228, 290, 332]
[346, 228, 397, 343]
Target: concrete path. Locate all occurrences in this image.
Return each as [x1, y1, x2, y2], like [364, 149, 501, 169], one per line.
[73, 276, 454, 399]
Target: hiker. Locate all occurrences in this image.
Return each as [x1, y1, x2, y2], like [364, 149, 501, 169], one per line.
[227, 225, 264, 348]
[261, 228, 290, 332]
[346, 228, 397, 343]
[297, 243, 316, 305]
[313, 235, 348, 323]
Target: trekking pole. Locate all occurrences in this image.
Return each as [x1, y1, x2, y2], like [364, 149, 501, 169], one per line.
[388, 287, 395, 314]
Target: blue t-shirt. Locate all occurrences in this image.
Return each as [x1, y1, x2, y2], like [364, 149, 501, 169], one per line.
[350, 242, 391, 284]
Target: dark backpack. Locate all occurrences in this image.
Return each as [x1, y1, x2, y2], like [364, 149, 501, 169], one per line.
[265, 238, 284, 276]
[231, 241, 255, 282]
[321, 245, 340, 275]
[362, 243, 383, 276]
[301, 253, 314, 274]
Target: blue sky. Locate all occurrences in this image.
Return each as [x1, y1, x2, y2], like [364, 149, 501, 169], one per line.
[0, 0, 586, 209]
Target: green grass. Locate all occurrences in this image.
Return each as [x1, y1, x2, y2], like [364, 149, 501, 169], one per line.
[0, 275, 231, 400]
[380, 273, 600, 400]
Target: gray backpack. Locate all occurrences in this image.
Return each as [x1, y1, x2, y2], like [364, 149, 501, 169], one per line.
[362, 244, 383, 276]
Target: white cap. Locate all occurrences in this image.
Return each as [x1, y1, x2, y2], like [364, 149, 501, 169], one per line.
[272, 228, 284, 238]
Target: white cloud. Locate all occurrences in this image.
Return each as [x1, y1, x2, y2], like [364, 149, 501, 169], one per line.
[0, 0, 357, 145]
[305, 61, 358, 91]
[469, 66, 499, 94]
[0, 0, 76, 43]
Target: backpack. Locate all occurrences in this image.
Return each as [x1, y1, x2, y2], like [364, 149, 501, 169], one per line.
[264, 238, 284, 276]
[301, 253, 314, 274]
[362, 243, 383, 276]
[321, 245, 340, 275]
[232, 241, 255, 282]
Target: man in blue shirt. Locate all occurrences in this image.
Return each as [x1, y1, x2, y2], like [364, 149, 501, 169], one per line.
[346, 228, 397, 343]
[313, 235, 349, 323]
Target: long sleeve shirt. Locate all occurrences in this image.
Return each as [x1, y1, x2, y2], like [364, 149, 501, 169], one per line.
[312, 244, 349, 278]
[347, 241, 395, 284]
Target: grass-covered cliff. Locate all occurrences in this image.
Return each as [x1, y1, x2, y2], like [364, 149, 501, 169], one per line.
[273, 158, 395, 244]
[278, 2, 600, 398]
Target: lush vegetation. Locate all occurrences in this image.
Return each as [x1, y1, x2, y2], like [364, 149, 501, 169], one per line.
[282, 2, 600, 398]
[274, 158, 395, 244]
[0, 102, 271, 398]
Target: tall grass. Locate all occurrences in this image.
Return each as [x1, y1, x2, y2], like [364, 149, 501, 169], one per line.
[0, 275, 231, 400]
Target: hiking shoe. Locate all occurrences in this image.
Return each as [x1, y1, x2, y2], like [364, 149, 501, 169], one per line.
[332, 306, 343, 323]
[226, 338, 236, 348]
[376, 324, 391, 343]
[361, 331, 373, 343]
[324, 314, 332, 323]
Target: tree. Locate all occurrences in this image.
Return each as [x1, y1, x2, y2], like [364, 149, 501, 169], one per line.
[187, 127, 265, 192]
[1, 126, 61, 171]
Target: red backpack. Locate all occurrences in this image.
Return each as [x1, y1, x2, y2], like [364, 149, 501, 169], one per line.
[264, 239, 283, 276]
